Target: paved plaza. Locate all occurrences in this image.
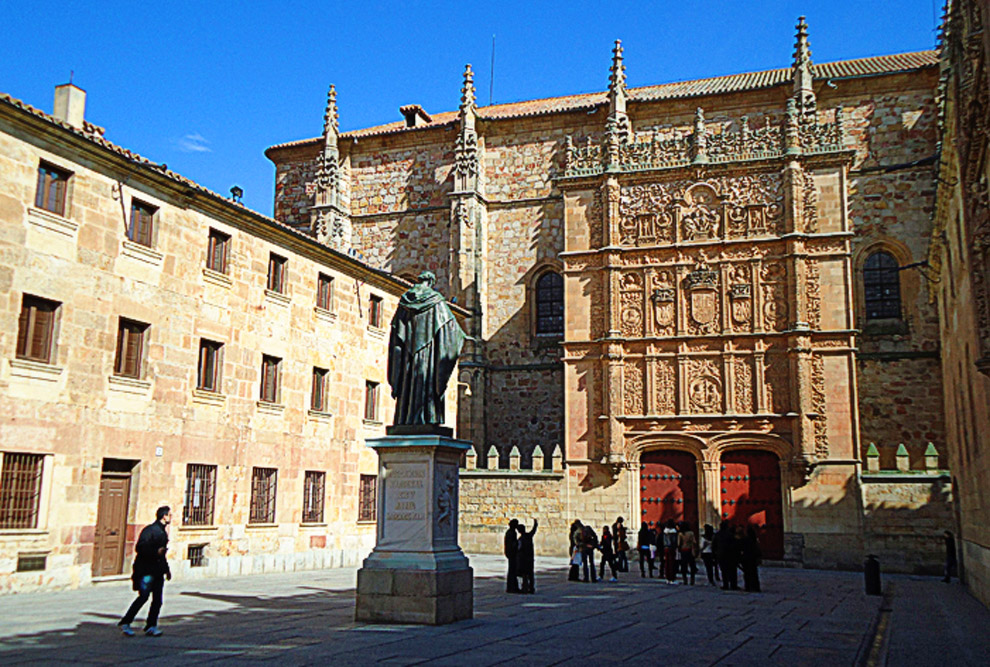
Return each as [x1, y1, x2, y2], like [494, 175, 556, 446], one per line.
[0, 555, 986, 666]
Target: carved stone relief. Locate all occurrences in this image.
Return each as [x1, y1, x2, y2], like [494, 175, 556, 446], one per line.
[810, 353, 829, 458]
[655, 358, 676, 414]
[681, 183, 720, 241]
[685, 263, 720, 335]
[806, 259, 822, 329]
[650, 269, 676, 336]
[619, 272, 645, 338]
[687, 357, 722, 414]
[728, 264, 753, 332]
[623, 360, 645, 415]
[764, 352, 791, 413]
[760, 260, 789, 331]
[733, 356, 753, 414]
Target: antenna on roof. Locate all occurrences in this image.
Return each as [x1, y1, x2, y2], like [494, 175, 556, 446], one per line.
[69, 70, 74, 85]
[489, 34, 496, 106]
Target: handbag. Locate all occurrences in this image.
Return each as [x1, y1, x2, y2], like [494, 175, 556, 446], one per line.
[648, 545, 657, 559]
[570, 549, 582, 566]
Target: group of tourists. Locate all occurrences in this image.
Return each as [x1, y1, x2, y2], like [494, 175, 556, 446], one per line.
[504, 518, 539, 593]
[565, 517, 631, 583]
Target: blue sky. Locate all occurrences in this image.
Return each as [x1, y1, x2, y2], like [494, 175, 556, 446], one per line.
[1, 1, 940, 213]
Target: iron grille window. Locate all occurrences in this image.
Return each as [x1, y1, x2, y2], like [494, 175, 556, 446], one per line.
[267, 253, 287, 293]
[249, 467, 277, 524]
[535, 271, 564, 335]
[364, 381, 379, 421]
[260, 355, 281, 403]
[16, 553, 47, 572]
[0, 453, 44, 529]
[317, 273, 334, 310]
[311, 367, 329, 412]
[358, 474, 377, 522]
[35, 162, 70, 216]
[864, 251, 902, 320]
[127, 199, 156, 247]
[17, 295, 59, 363]
[187, 544, 207, 567]
[369, 295, 383, 328]
[302, 471, 326, 523]
[207, 229, 231, 274]
[114, 318, 148, 379]
[197, 339, 223, 392]
[183, 464, 217, 526]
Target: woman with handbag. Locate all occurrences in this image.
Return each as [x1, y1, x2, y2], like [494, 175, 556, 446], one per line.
[677, 522, 699, 586]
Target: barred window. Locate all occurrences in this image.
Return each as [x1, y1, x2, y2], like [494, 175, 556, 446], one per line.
[249, 467, 277, 524]
[114, 318, 148, 379]
[183, 464, 217, 526]
[864, 251, 902, 320]
[35, 162, 70, 216]
[311, 367, 329, 412]
[535, 271, 564, 336]
[17, 295, 59, 364]
[127, 199, 156, 247]
[317, 273, 334, 311]
[207, 229, 231, 274]
[302, 471, 325, 524]
[267, 253, 287, 293]
[0, 453, 44, 529]
[358, 474, 377, 522]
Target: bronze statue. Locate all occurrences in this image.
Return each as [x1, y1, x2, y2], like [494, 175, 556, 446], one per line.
[387, 271, 465, 427]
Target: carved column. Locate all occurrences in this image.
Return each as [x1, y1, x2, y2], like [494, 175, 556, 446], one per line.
[753, 343, 767, 413]
[604, 342, 625, 463]
[792, 334, 816, 462]
[700, 460, 722, 527]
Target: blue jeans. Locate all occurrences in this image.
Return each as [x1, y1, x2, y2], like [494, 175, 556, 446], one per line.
[121, 575, 165, 629]
[581, 549, 597, 582]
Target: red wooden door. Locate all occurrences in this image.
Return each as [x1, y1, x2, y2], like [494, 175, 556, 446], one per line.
[639, 450, 698, 530]
[93, 474, 130, 577]
[720, 450, 784, 559]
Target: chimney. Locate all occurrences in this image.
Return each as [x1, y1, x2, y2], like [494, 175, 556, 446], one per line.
[399, 104, 432, 128]
[53, 83, 86, 128]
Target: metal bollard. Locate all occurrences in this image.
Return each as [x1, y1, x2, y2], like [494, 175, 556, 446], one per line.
[864, 554, 882, 596]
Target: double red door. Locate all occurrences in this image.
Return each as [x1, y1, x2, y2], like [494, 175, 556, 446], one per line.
[720, 450, 784, 559]
[639, 450, 698, 530]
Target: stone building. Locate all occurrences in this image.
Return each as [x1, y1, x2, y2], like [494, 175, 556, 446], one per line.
[930, 0, 990, 607]
[268, 18, 953, 571]
[0, 85, 419, 593]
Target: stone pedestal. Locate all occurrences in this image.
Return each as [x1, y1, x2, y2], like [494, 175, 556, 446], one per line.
[355, 432, 473, 625]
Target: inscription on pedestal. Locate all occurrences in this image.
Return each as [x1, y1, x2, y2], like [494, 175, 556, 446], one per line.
[381, 462, 428, 549]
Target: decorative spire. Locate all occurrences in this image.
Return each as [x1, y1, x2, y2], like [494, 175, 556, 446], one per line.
[692, 107, 708, 163]
[460, 64, 476, 113]
[323, 84, 339, 137]
[608, 39, 628, 117]
[792, 16, 815, 113]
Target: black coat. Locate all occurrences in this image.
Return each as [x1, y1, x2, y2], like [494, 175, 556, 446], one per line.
[132, 521, 170, 582]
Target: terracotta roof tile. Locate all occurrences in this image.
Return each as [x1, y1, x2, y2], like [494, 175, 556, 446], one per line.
[266, 50, 938, 153]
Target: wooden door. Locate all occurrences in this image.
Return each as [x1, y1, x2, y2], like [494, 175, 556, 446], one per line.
[720, 450, 784, 559]
[639, 450, 699, 531]
[93, 474, 130, 577]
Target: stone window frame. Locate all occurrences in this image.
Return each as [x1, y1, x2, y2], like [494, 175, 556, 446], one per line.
[34, 160, 73, 218]
[127, 198, 158, 248]
[526, 261, 565, 344]
[113, 317, 149, 380]
[853, 239, 914, 336]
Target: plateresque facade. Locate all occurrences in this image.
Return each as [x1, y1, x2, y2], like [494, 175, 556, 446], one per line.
[268, 19, 953, 572]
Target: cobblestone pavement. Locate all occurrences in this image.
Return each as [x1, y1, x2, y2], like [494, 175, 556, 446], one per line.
[0, 555, 986, 666]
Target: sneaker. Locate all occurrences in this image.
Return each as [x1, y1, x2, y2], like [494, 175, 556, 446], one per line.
[144, 626, 163, 637]
[118, 623, 135, 637]
[610, 577, 617, 582]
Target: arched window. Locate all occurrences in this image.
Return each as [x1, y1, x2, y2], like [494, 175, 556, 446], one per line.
[863, 251, 902, 320]
[534, 271, 564, 336]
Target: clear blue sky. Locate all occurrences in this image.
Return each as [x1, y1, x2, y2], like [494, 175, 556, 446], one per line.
[1, 1, 941, 214]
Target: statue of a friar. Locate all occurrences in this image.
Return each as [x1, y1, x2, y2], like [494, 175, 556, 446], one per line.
[387, 271, 465, 427]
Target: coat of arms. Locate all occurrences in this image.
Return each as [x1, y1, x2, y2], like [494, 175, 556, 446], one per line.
[690, 289, 718, 326]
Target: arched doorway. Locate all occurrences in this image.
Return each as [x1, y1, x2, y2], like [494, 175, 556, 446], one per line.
[639, 450, 699, 531]
[720, 450, 784, 559]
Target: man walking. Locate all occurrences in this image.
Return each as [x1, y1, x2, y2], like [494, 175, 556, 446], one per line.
[118, 506, 172, 636]
[505, 518, 520, 593]
[516, 518, 538, 594]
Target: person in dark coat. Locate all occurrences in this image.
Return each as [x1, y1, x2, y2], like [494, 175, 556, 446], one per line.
[612, 517, 629, 573]
[714, 520, 740, 591]
[943, 530, 957, 583]
[568, 520, 583, 581]
[598, 525, 618, 582]
[581, 524, 599, 583]
[505, 519, 520, 593]
[637, 521, 656, 578]
[740, 526, 762, 592]
[118, 506, 172, 636]
[516, 519, 539, 594]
